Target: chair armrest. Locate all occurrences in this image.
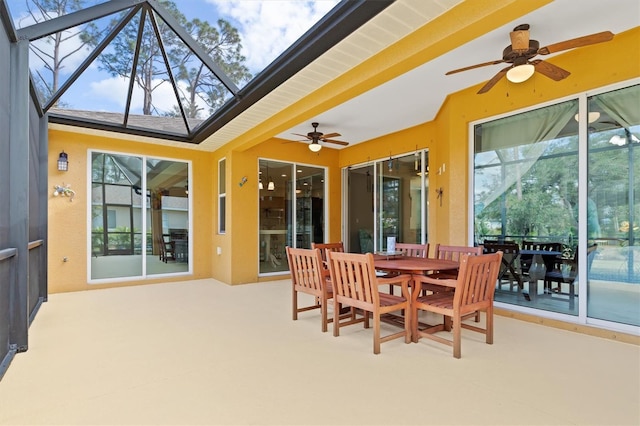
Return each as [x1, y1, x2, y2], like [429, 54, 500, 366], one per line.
[376, 274, 412, 286]
[414, 275, 457, 289]
[377, 274, 412, 298]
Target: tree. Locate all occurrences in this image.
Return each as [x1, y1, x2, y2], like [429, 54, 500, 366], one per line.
[97, 0, 184, 115]
[20, 0, 101, 106]
[97, 0, 251, 118]
[175, 18, 251, 118]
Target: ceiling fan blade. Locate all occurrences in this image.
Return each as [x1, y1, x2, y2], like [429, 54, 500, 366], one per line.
[321, 132, 341, 139]
[323, 139, 349, 146]
[292, 133, 311, 140]
[445, 59, 505, 75]
[477, 66, 510, 94]
[538, 31, 614, 55]
[531, 59, 570, 81]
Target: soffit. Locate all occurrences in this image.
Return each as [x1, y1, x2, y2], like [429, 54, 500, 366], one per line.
[195, 0, 463, 152]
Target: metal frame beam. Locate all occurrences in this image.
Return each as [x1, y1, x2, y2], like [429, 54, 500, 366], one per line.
[16, 0, 147, 41]
[9, 39, 30, 352]
[38, 0, 393, 145]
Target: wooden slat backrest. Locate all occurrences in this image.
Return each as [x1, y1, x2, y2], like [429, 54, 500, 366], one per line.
[454, 252, 502, 313]
[311, 242, 344, 264]
[434, 244, 483, 262]
[327, 251, 378, 307]
[286, 247, 325, 296]
[395, 242, 429, 258]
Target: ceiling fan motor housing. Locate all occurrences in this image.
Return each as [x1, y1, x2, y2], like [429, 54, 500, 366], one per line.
[503, 39, 539, 62]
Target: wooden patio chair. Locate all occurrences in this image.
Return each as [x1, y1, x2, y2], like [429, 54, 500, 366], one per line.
[311, 241, 344, 273]
[387, 242, 429, 294]
[427, 244, 484, 281]
[395, 242, 429, 258]
[411, 251, 502, 358]
[286, 246, 339, 332]
[327, 251, 412, 354]
[422, 244, 485, 322]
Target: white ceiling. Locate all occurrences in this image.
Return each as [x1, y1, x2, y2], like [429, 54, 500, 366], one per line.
[273, 0, 639, 149]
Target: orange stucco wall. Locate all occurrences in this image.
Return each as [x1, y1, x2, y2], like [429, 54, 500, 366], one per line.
[47, 131, 214, 292]
[46, 25, 639, 291]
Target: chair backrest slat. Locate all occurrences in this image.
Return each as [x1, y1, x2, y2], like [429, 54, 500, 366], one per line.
[395, 242, 429, 258]
[311, 242, 344, 263]
[327, 251, 378, 306]
[454, 252, 502, 309]
[286, 247, 324, 294]
[434, 244, 483, 261]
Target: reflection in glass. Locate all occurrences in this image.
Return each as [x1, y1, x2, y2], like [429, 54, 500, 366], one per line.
[377, 153, 427, 252]
[474, 100, 580, 314]
[91, 152, 189, 280]
[347, 165, 374, 253]
[258, 161, 326, 274]
[346, 151, 428, 254]
[474, 84, 640, 328]
[586, 84, 640, 326]
[259, 160, 293, 274]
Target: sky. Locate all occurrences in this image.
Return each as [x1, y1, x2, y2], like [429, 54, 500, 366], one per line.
[5, 0, 339, 115]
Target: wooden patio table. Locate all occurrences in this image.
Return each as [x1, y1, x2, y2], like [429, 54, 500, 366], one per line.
[374, 256, 459, 277]
[373, 256, 460, 336]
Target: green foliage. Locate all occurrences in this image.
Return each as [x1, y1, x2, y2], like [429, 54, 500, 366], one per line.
[22, 0, 102, 106]
[95, 0, 251, 118]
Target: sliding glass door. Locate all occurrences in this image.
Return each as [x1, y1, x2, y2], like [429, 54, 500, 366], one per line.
[473, 83, 639, 329]
[586, 84, 640, 327]
[90, 152, 190, 281]
[346, 151, 429, 253]
[258, 159, 325, 274]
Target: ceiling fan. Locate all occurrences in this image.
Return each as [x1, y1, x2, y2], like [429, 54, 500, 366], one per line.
[292, 122, 348, 152]
[446, 24, 614, 94]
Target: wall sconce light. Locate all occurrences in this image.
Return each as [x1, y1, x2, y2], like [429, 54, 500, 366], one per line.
[57, 151, 69, 171]
[53, 183, 75, 201]
[238, 176, 248, 187]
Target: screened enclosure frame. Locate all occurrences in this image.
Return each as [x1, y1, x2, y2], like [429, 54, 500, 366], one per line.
[14, 0, 393, 144]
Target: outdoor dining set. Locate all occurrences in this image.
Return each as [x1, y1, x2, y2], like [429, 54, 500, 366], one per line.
[286, 239, 593, 357]
[286, 242, 503, 358]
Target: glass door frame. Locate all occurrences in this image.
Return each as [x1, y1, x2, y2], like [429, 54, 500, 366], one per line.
[468, 79, 640, 335]
[257, 158, 328, 276]
[343, 150, 429, 253]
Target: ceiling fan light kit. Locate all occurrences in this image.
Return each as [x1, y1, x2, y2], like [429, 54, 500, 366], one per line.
[292, 122, 349, 151]
[506, 63, 535, 83]
[445, 24, 614, 94]
[309, 141, 322, 152]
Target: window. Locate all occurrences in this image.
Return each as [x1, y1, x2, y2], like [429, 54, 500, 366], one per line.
[473, 83, 639, 330]
[90, 152, 190, 281]
[218, 158, 226, 234]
